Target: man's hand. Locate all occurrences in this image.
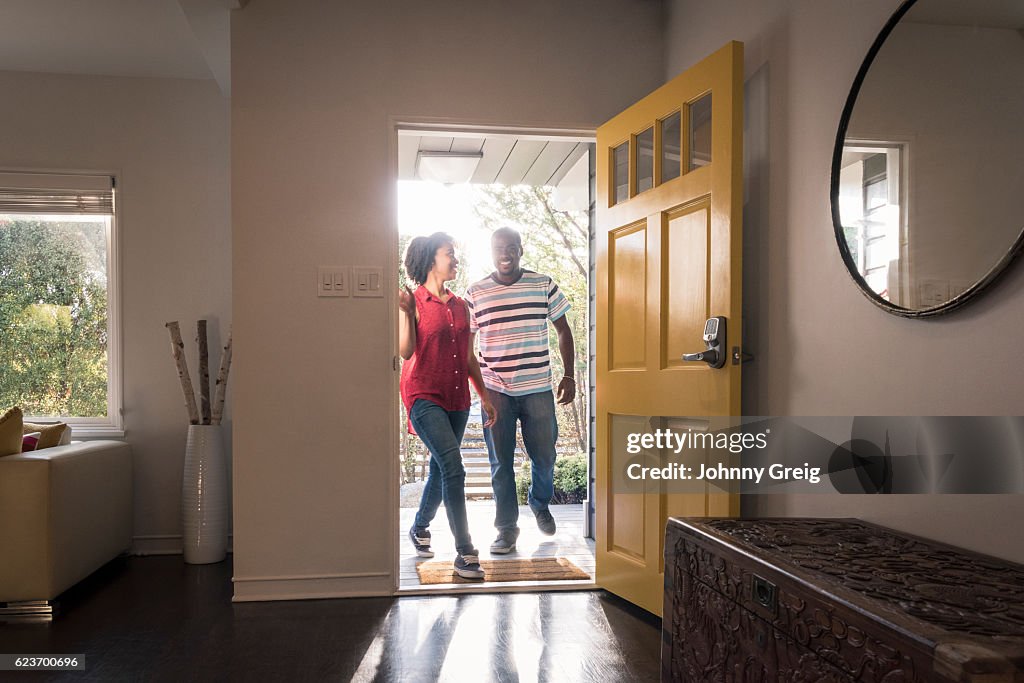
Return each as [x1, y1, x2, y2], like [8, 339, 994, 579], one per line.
[481, 398, 498, 428]
[556, 376, 576, 405]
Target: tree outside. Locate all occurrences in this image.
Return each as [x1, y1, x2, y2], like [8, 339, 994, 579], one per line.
[0, 217, 109, 417]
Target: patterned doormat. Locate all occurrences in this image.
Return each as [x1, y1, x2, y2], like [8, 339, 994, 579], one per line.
[416, 557, 591, 585]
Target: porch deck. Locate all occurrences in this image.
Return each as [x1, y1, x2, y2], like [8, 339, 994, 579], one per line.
[399, 502, 596, 592]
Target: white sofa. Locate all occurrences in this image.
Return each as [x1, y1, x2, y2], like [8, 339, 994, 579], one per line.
[0, 440, 132, 607]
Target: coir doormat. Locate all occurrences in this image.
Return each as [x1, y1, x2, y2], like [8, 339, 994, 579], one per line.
[416, 557, 591, 585]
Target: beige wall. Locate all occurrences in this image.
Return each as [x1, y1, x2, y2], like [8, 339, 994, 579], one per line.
[667, 0, 1024, 562]
[230, 0, 665, 600]
[0, 70, 231, 554]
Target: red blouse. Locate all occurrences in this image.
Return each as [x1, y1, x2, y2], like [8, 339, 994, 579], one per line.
[400, 286, 472, 416]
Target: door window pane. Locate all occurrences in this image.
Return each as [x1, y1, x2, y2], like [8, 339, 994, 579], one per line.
[636, 127, 654, 193]
[689, 93, 712, 170]
[660, 111, 681, 183]
[613, 142, 629, 205]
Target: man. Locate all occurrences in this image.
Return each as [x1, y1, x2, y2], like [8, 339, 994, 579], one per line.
[465, 227, 576, 554]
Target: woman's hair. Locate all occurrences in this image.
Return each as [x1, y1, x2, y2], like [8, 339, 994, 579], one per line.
[404, 232, 454, 285]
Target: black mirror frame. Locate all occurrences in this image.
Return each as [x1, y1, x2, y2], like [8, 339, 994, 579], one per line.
[830, 0, 1024, 318]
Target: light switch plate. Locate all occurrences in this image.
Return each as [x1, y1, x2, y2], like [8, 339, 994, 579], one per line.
[317, 266, 350, 297]
[353, 266, 384, 297]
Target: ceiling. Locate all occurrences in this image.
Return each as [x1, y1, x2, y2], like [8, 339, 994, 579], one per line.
[0, 0, 234, 93]
[398, 132, 590, 188]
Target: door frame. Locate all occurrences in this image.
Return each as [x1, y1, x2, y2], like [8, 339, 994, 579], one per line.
[387, 116, 597, 595]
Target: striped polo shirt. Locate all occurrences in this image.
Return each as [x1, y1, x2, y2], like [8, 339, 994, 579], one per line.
[466, 270, 571, 397]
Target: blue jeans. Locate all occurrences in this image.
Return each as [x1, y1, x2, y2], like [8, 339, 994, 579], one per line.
[483, 389, 558, 532]
[410, 399, 474, 555]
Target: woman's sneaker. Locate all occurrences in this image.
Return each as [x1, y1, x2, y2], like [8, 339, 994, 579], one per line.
[454, 551, 485, 580]
[409, 527, 434, 558]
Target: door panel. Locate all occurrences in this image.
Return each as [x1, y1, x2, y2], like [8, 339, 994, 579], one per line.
[609, 223, 648, 370]
[595, 41, 744, 616]
[663, 202, 710, 369]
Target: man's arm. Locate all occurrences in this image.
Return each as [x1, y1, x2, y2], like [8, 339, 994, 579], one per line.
[553, 315, 576, 405]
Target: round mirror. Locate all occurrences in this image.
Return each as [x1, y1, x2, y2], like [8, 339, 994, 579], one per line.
[831, 0, 1024, 317]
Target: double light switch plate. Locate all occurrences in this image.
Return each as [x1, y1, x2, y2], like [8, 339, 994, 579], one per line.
[317, 266, 384, 297]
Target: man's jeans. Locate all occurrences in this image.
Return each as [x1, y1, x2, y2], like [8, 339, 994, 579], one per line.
[484, 389, 558, 532]
[409, 399, 474, 555]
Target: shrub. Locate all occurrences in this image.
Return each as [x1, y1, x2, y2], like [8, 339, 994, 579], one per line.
[516, 460, 531, 506]
[552, 453, 587, 504]
[514, 453, 588, 505]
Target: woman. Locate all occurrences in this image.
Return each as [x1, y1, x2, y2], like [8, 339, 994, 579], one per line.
[399, 232, 496, 580]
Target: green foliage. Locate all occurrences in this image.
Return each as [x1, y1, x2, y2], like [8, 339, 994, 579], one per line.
[516, 459, 531, 506]
[515, 453, 588, 506]
[0, 218, 108, 417]
[553, 453, 587, 503]
[842, 224, 860, 267]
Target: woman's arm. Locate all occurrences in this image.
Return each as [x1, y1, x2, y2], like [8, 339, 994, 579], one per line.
[398, 286, 417, 360]
[467, 331, 496, 428]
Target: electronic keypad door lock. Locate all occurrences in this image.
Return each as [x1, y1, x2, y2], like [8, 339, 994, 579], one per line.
[682, 316, 727, 369]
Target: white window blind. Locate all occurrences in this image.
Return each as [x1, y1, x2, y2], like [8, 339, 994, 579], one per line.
[0, 172, 114, 215]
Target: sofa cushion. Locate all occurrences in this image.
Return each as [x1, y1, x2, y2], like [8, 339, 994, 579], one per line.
[23, 421, 72, 450]
[0, 406, 23, 456]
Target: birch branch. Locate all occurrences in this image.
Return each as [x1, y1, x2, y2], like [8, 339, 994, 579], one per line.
[531, 187, 587, 277]
[166, 321, 200, 424]
[211, 327, 233, 426]
[197, 320, 211, 425]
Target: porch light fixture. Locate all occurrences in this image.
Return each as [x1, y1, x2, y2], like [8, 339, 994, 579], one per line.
[415, 151, 483, 185]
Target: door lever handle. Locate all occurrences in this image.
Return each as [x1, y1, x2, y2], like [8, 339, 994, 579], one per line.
[682, 349, 720, 365]
[682, 316, 727, 369]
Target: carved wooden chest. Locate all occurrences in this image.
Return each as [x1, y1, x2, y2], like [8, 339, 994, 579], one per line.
[663, 518, 1024, 682]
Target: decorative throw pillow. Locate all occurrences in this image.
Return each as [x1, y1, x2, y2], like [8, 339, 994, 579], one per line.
[22, 421, 71, 451]
[0, 406, 24, 457]
[22, 432, 42, 452]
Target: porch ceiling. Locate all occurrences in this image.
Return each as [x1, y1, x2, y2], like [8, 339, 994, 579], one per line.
[398, 132, 590, 187]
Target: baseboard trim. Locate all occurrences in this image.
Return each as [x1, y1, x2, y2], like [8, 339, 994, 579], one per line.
[131, 534, 234, 556]
[231, 571, 393, 602]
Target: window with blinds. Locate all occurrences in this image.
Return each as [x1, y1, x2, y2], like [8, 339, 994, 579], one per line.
[0, 171, 121, 432]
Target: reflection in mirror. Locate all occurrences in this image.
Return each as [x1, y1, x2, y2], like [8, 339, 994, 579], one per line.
[835, 0, 1024, 315]
[839, 144, 905, 304]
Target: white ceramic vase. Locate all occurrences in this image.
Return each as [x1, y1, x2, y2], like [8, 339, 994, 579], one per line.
[182, 424, 228, 564]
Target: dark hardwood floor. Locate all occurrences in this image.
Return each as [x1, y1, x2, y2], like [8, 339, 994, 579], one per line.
[1, 556, 662, 681]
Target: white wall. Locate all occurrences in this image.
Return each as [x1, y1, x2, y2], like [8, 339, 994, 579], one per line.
[667, 0, 1024, 562]
[231, 0, 665, 600]
[0, 70, 232, 554]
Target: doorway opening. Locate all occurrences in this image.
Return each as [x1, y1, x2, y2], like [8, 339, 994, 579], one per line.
[394, 125, 596, 593]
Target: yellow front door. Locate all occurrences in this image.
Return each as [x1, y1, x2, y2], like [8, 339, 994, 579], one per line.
[595, 41, 744, 616]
